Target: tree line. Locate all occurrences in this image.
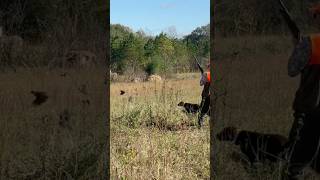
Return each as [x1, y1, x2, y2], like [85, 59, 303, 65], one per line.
[111, 24, 209, 75]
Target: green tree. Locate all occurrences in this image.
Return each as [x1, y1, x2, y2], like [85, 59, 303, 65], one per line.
[121, 33, 145, 73]
[172, 39, 190, 72]
[110, 23, 209, 74]
[153, 33, 175, 73]
[184, 24, 209, 57]
[144, 39, 155, 57]
[110, 24, 132, 72]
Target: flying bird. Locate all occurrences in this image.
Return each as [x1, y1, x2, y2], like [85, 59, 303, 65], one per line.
[60, 72, 67, 77]
[31, 91, 48, 106]
[120, 90, 125, 95]
[233, 50, 240, 56]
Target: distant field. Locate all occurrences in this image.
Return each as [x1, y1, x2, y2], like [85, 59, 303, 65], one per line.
[212, 36, 320, 179]
[110, 74, 210, 179]
[0, 68, 107, 179]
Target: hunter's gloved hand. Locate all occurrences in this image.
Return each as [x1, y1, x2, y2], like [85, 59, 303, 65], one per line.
[200, 72, 209, 86]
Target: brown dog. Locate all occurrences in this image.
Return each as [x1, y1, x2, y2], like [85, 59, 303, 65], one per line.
[216, 127, 288, 164]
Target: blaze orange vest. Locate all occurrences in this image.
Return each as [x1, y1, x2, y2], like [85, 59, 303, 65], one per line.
[206, 71, 211, 82]
[310, 34, 320, 64]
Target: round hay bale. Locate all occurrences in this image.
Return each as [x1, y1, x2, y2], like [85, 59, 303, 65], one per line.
[147, 74, 162, 82]
[132, 77, 142, 83]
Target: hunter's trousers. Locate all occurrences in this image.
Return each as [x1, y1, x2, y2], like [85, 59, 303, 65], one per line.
[283, 110, 320, 179]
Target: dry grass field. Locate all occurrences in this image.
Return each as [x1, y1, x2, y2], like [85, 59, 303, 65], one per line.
[212, 35, 320, 179]
[0, 67, 107, 179]
[110, 73, 210, 179]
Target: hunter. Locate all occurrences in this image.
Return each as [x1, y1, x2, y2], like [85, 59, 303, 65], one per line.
[282, 3, 320, 180]
[198, 63, 211, 127]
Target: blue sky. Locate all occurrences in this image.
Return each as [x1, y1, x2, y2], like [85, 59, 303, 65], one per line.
[110, 0, 209, 37]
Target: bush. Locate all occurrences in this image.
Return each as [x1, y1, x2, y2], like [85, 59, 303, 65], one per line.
[145, 62, 157, 76]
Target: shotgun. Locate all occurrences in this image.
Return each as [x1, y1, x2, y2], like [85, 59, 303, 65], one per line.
[193, 55, 204, 74]
[278, 0, 301, 44]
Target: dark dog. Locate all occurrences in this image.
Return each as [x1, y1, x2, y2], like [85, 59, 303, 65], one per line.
[216, 127, 288, 164]
[178, 101, 200, 114]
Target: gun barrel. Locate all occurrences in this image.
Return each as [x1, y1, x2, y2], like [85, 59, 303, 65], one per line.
[278, 0, 301, 43]
[194, 55, 204, 74]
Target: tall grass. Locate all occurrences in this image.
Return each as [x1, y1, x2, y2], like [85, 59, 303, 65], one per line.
[212, 35, 320, 179]
[111, 75, 210, 179]
[0, 67, 107, 179]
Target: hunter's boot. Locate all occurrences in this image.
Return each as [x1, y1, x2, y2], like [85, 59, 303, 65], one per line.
[281, 167, 304, 180]
[281, 112, 306, 180]
[198, 96, 210, 128]
[198, 113, 205, 127]
[198, 98, 205, 127]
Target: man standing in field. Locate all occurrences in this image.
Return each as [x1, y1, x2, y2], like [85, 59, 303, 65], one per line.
[282, 4, 320, 180]
[198, 63, 211, 127]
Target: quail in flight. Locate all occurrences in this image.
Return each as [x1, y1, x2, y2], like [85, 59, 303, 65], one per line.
[31, 91, 48, 106]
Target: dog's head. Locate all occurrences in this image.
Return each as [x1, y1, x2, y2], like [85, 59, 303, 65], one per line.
[178, 101, 185, 106]
[216, 126, 238, 141]
[234, 131, 249, 145]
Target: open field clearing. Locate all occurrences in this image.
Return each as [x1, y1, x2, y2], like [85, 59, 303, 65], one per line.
[0, 68, 107, 179]
[111, 74, 210, 179]
[212, 36, 320, 179]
